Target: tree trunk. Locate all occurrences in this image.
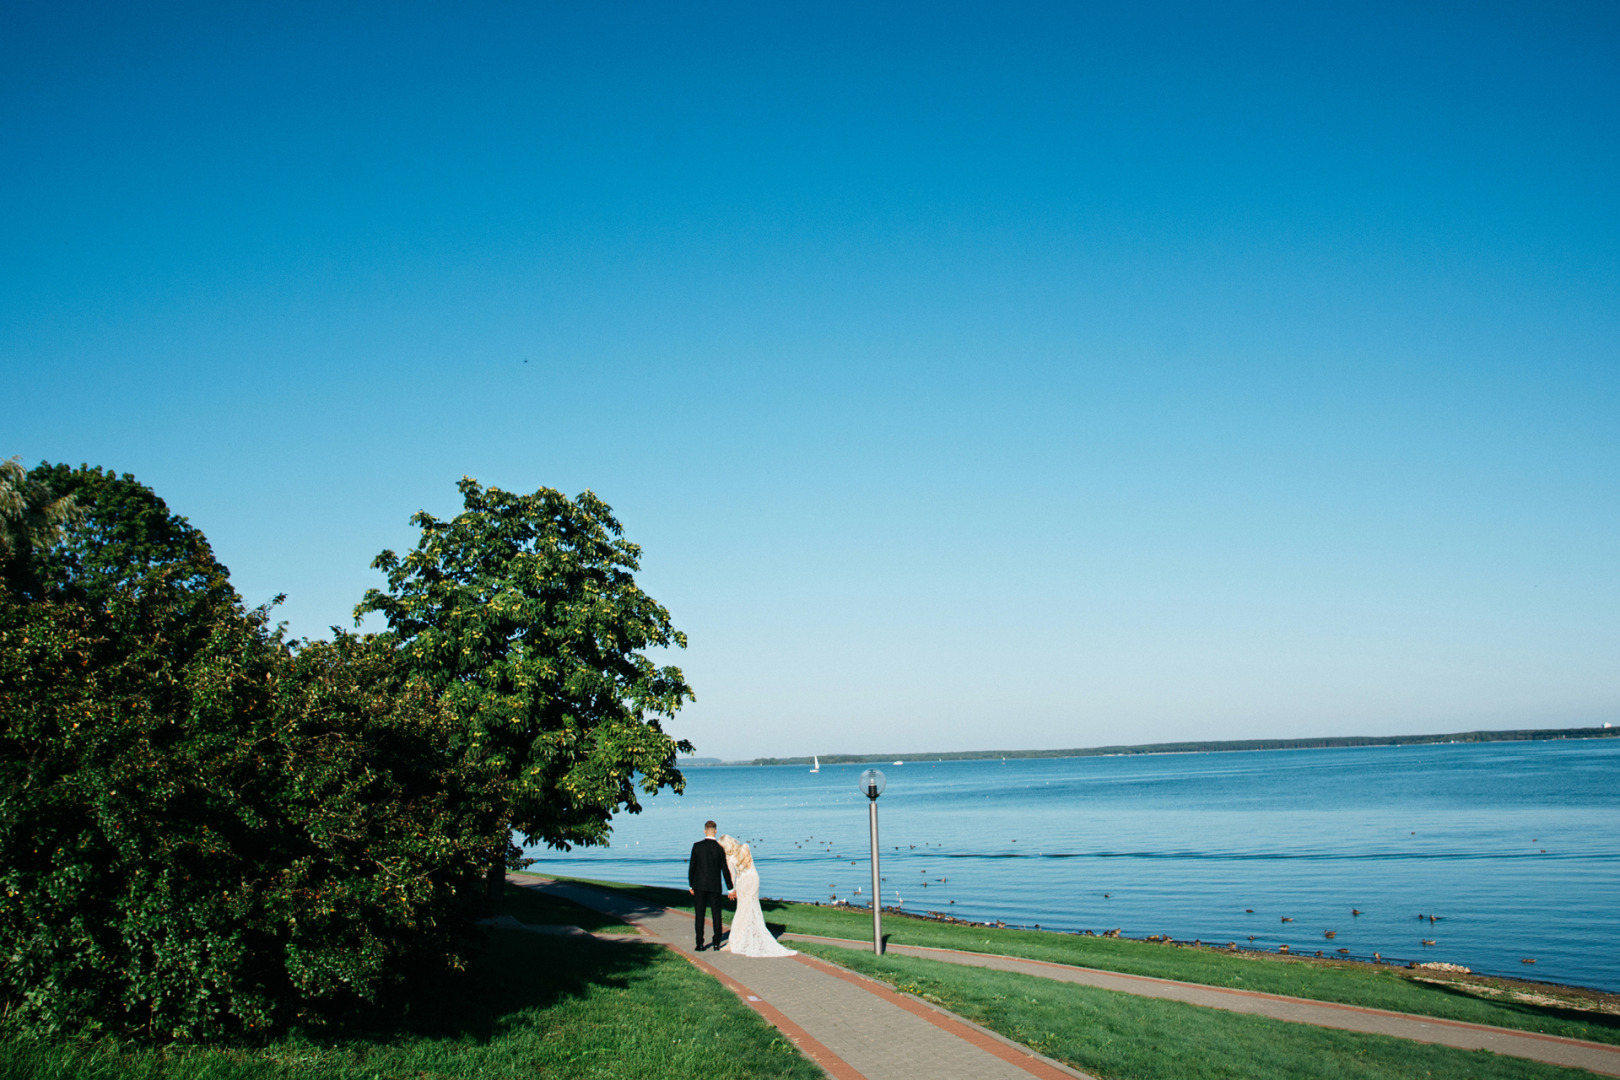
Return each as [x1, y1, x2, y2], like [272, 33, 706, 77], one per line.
[487, 861, 505, 901]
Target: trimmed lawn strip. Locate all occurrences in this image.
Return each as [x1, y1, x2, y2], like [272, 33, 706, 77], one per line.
[0, 932, 821, 1080]
[536, 874, 1620, 1047]
[794, 941, 1597, 1080]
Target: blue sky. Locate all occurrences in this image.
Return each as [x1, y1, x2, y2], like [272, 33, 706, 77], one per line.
[4, 2, 1617, 758]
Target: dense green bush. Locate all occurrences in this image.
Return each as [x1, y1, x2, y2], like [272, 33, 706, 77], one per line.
[0, 465, 503, 1038]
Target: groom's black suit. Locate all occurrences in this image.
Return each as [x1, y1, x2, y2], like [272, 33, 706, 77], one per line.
[688, 837, 733, 950]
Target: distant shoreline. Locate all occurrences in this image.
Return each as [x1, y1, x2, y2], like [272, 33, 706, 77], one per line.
[679, 724, 1617, 768]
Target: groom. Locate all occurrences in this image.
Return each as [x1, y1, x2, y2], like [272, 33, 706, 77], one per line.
[688, 820, 735, 951]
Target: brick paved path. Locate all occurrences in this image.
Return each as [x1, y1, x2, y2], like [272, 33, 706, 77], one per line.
[513, 876, 1089, 1080]
[780, 934, 1620, 1077]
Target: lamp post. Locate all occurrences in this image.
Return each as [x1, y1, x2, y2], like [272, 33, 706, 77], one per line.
[859, 768, 886, 955]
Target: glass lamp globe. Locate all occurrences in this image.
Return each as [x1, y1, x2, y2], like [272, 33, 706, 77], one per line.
[858, 768, 886, 799]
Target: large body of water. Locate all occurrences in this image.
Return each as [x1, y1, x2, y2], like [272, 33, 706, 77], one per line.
[524, 739, 1620, 991]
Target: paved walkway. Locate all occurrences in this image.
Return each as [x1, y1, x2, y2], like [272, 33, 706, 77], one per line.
[515, 876, 1620, 1079]
[512, 875, 1088, 1080]
[779, 934, 1620, 1077]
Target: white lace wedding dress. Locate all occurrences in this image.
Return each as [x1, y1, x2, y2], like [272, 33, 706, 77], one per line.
[722, 862, 797, 958]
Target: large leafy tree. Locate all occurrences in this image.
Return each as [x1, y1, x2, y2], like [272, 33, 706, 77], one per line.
[0, 464, 501, 1038]
[356, 479, 694, 857]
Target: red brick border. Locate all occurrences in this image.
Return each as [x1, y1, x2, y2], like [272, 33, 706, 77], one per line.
[572, 893, 868, 1079]
[793, 953, 1080, 1080]
[531, 879, 1077, 1078]
[675, 947, 869, 1080]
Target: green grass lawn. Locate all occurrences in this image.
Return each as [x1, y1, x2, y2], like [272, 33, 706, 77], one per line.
[0, 898, 819, 1080]
[793, 941, 1598, 1080]
[534, 874, 1620, 1047]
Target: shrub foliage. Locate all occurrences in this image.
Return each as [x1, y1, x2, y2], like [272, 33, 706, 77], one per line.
[0, 466, 503, 1038]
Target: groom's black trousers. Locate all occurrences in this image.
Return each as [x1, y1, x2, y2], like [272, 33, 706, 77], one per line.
[693, 890, 724, 948]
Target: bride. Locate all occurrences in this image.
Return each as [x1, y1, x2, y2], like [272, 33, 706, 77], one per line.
[717, 835, 797, 958]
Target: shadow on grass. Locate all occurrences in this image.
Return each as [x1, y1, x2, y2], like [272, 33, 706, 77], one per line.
[253, 929, 668, 1057]
[499, 881, 638, 933]
[0, 933, 673, 1080]
[539, 875, 698, 913]
[388, 932, 663, 1045]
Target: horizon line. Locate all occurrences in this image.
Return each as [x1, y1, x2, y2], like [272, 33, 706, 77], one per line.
[677, 723, 1618, 767]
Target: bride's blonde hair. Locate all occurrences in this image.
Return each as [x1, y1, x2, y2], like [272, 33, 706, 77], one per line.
[718, 834, 753, 872]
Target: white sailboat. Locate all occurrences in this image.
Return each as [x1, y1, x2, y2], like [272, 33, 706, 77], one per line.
[810, 755, 820, 773]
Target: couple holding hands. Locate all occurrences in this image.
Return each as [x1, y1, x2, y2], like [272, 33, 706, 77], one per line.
[687, 820, 797, 958]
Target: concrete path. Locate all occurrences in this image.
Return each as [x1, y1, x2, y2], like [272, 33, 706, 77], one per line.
[512, 875, 1089, 1080]
[782, 932, 1620, 1078]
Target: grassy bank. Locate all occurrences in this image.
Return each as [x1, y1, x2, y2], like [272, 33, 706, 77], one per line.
[793, 941, 1597, 1080]
[0, 887, 819, 1080]
[536, 874, 1620, 1047]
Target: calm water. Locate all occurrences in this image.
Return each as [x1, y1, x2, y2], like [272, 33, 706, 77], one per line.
[524, 739, 1620, 991]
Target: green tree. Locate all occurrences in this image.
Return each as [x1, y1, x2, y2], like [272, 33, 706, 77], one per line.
[22, 462, 238, 660]
[0, 464, 502, 1038]
[0, 457, 83, 598]
[356, 479, 694, 871]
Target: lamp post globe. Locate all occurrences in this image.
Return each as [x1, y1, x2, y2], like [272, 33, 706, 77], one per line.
[859, 769, 886, 799]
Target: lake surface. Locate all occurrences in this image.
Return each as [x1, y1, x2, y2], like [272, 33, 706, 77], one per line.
[523, 739, 1620, 991]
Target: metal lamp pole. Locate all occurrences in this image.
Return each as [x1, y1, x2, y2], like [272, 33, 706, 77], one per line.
[859, 769, 887, 955]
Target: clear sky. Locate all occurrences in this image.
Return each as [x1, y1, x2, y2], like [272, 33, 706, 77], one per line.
[4, 2, 1617, 759]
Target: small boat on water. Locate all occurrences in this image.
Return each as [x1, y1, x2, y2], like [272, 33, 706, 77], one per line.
[893, 760, 904, 765]
[810, 755, 820, 773]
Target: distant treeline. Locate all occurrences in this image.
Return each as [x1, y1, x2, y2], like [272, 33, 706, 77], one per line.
[742, 725, 1618, 767]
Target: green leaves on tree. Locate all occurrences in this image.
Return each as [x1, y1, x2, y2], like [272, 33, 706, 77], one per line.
[357, 478, 695, 852]
[0, 465, 502, 1039]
